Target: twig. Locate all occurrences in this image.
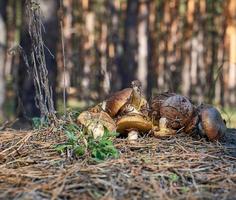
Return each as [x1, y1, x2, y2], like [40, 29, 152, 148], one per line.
[59, 0, 67, 117]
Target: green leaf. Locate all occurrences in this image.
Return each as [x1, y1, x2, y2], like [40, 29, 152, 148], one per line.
[65, 131, 78, 144]
[103, 127, 119, 139]
[74, 145, 85, 156]
[55, 144, 69, 153]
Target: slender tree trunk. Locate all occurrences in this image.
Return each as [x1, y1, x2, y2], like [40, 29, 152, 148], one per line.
[107, 0, 122, 92]
[227, 0, 236, 106]
[58, 0, 73, 94]
[120, 0, 138, 88]
[137, 1, 149, 95]
[0, 1, 7, 121]
[147, 0, 157, 98]
[81, 0, 95, 99]
[100, 22, 110, 97]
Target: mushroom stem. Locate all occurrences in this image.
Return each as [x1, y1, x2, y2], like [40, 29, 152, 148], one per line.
[153, 117, 176, 137]
[128, 130, 139, 141]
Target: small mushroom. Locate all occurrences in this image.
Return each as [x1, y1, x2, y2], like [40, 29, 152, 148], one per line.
[153, 117, 176, 137]
[77, 110, 116, 138]
[87, 121, 105, 139]
[127, 130, 139, 142]
[116, 114, 152, 134]
[198, 105, 227, 141]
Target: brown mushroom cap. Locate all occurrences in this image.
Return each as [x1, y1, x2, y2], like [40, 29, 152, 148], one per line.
[149, 92, 176, 124]
[105, 88, 133, 117]
[116, 114, 152, 133]
[160, 95, 194, 130]
[77, 110, 116, 132]
[199, 105, 226, 141]
[184, 114, 199, 134]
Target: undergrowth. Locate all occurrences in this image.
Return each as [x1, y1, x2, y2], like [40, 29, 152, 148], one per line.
[54, 122, 119, 162]
[32, 112, 119, 162]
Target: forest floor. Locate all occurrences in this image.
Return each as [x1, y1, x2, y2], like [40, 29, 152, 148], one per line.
[0, 128, 236, 200]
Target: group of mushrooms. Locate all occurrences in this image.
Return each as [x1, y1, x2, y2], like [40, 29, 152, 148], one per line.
[77, 80, 227, 142]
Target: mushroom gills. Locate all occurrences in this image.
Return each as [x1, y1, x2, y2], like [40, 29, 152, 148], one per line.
[116, 115, 152, 134]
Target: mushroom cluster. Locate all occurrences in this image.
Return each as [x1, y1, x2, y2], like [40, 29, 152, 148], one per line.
[77, 80, 227, 141]
[149, 93, 226, 141]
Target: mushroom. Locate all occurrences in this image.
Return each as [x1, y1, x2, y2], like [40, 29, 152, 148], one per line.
[153, 117, 176, 137]
[149, 92, 176, 125]
[115, 113, 152, 141]
[159, 94, 195, 131]
[105, 80, 148, 118]
[79, 80, 151, 140]
[77, 110, 116, 138]
[127, 130, 139, 142]
[105, 88, 133, 117]
[150, 93, 196, 134]
[198, 104, 227, 141]
[116, 114, 152, 133]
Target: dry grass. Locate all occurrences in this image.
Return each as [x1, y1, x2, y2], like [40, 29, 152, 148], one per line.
[0, 128, 236, 200]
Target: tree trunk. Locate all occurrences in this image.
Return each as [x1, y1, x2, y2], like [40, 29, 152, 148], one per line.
[100, 22, 110, 97]
[107, 0, 122, 92]
[120, 0, 138, 88]
[16, 0, 59, 119]
[137, 1, 149, 95]
[227, 0, 236, 106]
[80, 0, 95, 100]
[0, 1, 7, 121]
[147, 0, 157, 98]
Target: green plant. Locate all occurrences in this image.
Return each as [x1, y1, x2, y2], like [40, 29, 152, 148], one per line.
[88, 128, 119, 161]
[54, 123, 119, 161]
[55, 130, 85, 157]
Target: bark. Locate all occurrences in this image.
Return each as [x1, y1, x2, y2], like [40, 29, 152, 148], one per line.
[227, 0, 236, 105]
[137, 1, 149, 96]
[147, 0, 157, 98]
[120, 0, 138, 88]
[17, 0, 59, 118]
[0, 1, 7, 120]
[107, 0, 122, 92]
[100, 22, 110, 97]
[80, 1, 95, 99]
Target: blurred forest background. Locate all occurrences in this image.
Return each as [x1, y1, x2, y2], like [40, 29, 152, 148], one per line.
[0, 0, 236, 126]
